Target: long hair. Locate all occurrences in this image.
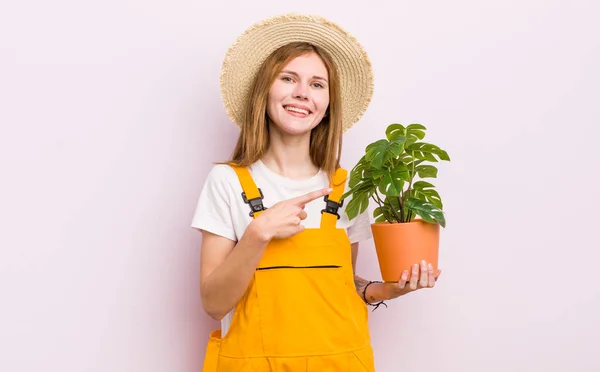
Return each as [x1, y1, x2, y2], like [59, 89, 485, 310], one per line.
[226, 42, 343, 181]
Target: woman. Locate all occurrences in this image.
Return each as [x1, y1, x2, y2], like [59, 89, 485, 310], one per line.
[192, 14, 438, 371]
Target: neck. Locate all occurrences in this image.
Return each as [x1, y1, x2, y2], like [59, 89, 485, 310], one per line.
[261, 127, 319, 180]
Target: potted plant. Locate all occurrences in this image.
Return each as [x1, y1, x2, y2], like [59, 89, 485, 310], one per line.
[342, 123, 450, 282]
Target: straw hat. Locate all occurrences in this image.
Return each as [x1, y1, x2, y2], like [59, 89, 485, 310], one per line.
[219, 13, 374, 132]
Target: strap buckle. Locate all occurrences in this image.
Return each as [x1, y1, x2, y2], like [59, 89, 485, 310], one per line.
[321, 195, 343, 220]
[241, 188, 267, 217]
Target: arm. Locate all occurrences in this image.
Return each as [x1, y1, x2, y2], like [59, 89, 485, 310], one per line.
[352, 242, 390, 304]
[200, 221, 270, 320]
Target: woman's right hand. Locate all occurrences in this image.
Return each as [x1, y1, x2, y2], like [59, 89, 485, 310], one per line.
[251, 187, 333, 241]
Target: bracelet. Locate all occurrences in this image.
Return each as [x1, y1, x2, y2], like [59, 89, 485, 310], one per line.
[362, 280, 388, 312]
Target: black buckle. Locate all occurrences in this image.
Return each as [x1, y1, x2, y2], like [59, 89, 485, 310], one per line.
[242, 189, 267, 217]
[321, 195, 343, 219]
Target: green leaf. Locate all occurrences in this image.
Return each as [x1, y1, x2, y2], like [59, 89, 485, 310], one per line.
[371, 169, 387, 179]
[411, 181, 443, 209]
[414, 189, 443, 209]
[373, 206, 383, 218]
[375, 214, 388, 223]
[429, 210, 446, 227]
[412, 181, 435, 190]
[413, 209, 437, 224]
[365, 140, 388, 168]
[437, 149, 451, 161]
[407, 142, 450, 162]
[374, 205, 397, 223]
[348, 156, 371, 188]
[373, 206, 390, 223]
[414, 165, 438, 178]
[373, 163, 408, 178]
[383, 195, 401, 210]
[406, 123, 426, 140]
[389, 138, 406, 154]
[341, 179, 373, 201]
[365, 138, 404, 169]
[418, 151, 439, 162]
[400, 152, 414, 163]
[386, 124, 406, 141]
[405, 135, 418, 148]
[365, 140, 387, 159]
[406, 198, 446, 227]
[377, 170, 407, 197]
[345, 192, 370, 220]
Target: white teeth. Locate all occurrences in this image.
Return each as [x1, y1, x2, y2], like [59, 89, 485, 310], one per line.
[285, 106, 309, 115]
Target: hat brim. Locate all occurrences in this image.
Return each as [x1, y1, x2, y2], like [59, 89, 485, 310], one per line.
[220, 13, 374, 133]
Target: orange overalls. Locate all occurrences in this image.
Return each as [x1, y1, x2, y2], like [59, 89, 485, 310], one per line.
[202, 166, 375, 371]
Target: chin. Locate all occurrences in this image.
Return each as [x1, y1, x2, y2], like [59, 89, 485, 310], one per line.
[273, 120, 315, 136]
[287, 123, 319, 135]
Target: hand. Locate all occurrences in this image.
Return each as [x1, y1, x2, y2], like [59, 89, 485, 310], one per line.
[382, 260, 441, 300]
[252, 187, 333, 240]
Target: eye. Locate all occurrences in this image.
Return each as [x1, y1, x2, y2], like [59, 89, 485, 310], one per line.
[312, 82, 325, 89]
[282, 76, 293, 82]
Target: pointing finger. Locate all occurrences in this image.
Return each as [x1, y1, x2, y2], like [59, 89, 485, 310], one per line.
[290, 188, 333, 206]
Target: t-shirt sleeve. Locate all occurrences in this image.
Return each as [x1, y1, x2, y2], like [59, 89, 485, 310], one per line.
[347, 208, 372, 244]
[343, 171, 373, 244]
[190, 165, 238, 242]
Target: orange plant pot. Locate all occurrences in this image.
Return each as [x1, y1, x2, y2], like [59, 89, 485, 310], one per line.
[371, 219, 440, 282]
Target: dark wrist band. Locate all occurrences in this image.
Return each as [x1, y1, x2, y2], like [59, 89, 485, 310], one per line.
[362, 280, 388, 312]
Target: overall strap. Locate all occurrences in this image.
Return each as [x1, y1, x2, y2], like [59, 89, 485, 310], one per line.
[230, 165, 266, 218]
[320, 167, 348, 229]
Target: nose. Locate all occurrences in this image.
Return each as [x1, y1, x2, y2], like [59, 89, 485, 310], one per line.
[292, 83, 309, 100]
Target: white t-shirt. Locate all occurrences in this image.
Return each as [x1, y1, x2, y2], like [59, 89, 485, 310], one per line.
[191, 159, 372, 335]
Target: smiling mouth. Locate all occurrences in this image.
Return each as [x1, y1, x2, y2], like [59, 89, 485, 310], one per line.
[284, 105, 311, 116]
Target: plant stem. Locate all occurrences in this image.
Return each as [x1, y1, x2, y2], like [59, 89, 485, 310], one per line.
[397, 196, 404, 223]
[373, 193, 396, 223]
[402, 152, 416, 206]
[373, 197, 393, 223]
[371, 194, 383, 210]
[371, 195, 391, 223]
[379, 193, 402, 223]
[387, 201, 402, 223]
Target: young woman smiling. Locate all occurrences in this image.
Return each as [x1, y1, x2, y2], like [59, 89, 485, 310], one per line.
[192, 13, 438, 372]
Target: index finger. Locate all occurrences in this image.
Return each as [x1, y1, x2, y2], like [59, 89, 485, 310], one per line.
[289, 187, 333, 206]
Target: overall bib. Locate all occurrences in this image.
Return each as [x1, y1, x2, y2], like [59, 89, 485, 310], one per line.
[202, 166, 375, 371]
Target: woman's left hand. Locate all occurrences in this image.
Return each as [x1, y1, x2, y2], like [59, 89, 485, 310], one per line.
[381, 260, 441, 300]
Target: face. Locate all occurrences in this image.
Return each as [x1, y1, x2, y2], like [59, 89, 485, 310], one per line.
[266, 53, 330, 136]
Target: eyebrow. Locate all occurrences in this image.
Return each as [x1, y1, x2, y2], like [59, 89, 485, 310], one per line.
[280, 70, 328, 83]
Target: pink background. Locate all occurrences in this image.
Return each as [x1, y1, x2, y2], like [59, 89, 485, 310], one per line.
[1, 0, 599, 371]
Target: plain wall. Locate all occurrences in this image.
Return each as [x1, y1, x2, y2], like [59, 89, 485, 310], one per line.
[1, 0, 599, 371]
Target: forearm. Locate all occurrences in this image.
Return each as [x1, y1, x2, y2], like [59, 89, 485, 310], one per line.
[354, 274, 389, 303]
[201, 222, 269, 320]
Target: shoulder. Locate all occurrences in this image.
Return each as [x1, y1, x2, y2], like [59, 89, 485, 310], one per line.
[205, 163, 247, 189]
[192, 164, 243, 240]
[199, 164, 245, 205]
[205, 163, 238, 182]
